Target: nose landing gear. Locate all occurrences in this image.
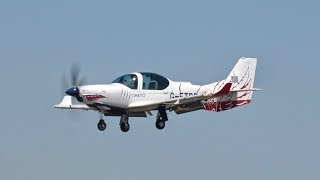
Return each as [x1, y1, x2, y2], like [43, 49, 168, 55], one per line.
[96, 112, 131, 132]
[120, 114, 130, 132]
[97, 119, 107, 131]
[97, 112, 107, 131]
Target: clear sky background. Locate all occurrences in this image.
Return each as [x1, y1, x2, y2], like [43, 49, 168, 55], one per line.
[0, 0, 319, 180]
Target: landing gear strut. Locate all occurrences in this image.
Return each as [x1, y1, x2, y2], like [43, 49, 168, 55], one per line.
[120, 114, 130, 132]
[97, 112, 107, 131]
[156, 106, 167, 130]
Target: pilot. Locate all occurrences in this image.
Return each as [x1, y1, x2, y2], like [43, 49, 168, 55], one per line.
[130, 75, 138, 89]
[123, 74, 137, 89]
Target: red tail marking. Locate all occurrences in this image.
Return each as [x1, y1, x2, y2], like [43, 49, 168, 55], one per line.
[213, 83, 232, 97]
[204, 100, 251, 112]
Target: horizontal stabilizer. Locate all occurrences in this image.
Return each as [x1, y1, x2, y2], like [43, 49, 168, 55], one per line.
[230, 88, 262, 92]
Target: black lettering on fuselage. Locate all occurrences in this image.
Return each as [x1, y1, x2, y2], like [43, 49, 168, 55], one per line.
[132, 93, 146, 97]
[170, 92, 198, 99]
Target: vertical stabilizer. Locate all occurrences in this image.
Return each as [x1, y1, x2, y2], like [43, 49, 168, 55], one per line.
[227, 57, 257, 92]
[204, 57, 258, 112]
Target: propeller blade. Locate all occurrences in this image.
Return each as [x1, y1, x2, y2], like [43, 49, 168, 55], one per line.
[78, 77, 87, 86]
[70, 64, 81, 86]
[61, 73, 69, 96]
[59, 64, 87, 122]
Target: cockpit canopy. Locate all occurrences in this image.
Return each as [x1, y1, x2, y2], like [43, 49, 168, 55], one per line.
[112, 72, 169, 90]
[140, 72, 169, 90]
[112, 74, 138, 89]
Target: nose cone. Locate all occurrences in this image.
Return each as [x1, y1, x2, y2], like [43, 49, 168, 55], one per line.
[65, 87, 78, 96]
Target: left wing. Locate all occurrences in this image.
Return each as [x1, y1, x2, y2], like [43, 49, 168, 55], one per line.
[54, 96, 91, 110]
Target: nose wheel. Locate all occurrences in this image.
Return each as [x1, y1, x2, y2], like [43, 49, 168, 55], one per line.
[120, 114, 130, 132]
[97, 112, 107, 131]
[97, 119, 107, 131]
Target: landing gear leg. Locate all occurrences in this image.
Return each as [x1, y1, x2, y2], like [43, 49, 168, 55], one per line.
[97, 112, 107, 131]
[156, 106, 167, 130]
[120, 114, 130, 132]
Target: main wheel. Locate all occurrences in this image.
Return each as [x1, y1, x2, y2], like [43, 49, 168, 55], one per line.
[97, 120, 107, 131]
[120, 122, 130, 132]
[156, 120, 165, 130]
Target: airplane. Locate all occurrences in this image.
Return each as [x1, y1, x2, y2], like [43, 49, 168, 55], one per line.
[55, 57, 260, 132]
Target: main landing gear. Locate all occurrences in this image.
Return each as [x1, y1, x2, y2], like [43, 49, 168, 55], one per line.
[156, 106, 168, 130]
[97, 112, 107, 131]
[96, 108, 168, 132]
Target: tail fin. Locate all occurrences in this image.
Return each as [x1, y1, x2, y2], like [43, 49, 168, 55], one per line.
[204, 57, 258, 112]
[227, 57, 257, 92]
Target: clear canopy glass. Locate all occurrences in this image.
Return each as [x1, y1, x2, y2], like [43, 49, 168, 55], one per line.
[112, 74, 138, 89]
[141, 72, 169, 90]
[112, 73, 169, 90]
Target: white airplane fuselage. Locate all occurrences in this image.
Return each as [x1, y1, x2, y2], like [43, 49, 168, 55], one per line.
[79, 78, 205, 110]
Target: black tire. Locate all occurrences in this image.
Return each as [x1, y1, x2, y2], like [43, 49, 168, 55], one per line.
[156, 120, 165, 130]
[120, 122, 130, 132]
[97, 120, 107, 131]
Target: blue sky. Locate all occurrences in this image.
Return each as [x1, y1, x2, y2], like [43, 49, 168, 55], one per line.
[0, 0, 319, 179]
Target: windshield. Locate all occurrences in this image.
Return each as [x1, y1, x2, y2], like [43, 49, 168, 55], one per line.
[112, 74, 138, 89]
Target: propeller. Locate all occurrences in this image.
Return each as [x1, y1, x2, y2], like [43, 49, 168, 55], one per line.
[70, 64, 87, 87]
[59, 64, 88, 122]
[62, 64, 87, 102]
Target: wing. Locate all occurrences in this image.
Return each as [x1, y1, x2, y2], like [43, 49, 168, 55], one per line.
[128, 83, 232, 112]
[54, 95, 92, 110]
